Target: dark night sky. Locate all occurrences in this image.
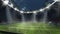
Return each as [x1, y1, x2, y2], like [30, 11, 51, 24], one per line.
[12, 0, 53, 11]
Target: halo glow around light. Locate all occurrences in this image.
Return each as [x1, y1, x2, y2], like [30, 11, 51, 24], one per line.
[2, 0, 9, 5]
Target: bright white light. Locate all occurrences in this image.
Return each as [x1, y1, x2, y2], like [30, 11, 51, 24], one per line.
[46, 6, 50, 9]
[14, 8, 19, 11]
[45, 4, 51, 9]
[2, 0, 9, 5]
[8, 3, 13, 8]
[46, 1, 57, 9]
[39, 9, 45, 12]
[20, 11, 24, 13]
[33, 11, 36, 14]
[26, 12, 30, 13]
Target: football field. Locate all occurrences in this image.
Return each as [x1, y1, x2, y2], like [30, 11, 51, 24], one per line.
[0, 22, 60, 34]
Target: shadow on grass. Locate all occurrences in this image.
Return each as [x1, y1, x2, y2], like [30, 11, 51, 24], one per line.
[0, 31, 21, 34]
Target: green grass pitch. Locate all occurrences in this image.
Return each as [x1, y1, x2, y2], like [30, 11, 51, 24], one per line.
[0, 22, 60, 34]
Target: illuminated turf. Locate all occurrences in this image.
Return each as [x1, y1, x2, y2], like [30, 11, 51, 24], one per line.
[0, 22, 60, 34]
